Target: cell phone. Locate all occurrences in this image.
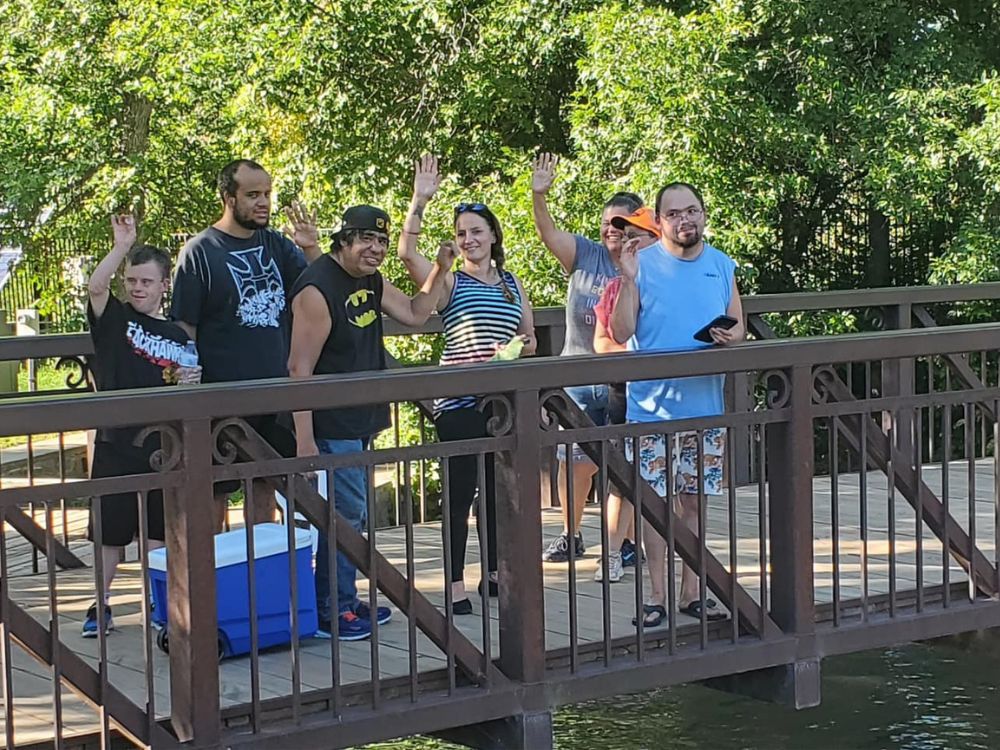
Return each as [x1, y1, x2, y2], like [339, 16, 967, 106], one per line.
[693, 315, 738, 343]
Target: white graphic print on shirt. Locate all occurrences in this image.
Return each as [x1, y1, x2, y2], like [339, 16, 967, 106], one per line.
[226, 247, 285, 328]
[126, 321, 185, 367]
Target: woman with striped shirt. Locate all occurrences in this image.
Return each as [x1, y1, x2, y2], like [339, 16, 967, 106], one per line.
[398, 155, 536, 614]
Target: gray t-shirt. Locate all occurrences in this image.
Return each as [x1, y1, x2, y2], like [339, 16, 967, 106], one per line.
[561, 235, 619, 356]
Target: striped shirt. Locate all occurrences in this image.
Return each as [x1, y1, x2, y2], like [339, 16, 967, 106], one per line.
[434, 270, 523, 415]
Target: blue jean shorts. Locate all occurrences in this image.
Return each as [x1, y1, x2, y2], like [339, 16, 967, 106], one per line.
[557, 384, 609, 463]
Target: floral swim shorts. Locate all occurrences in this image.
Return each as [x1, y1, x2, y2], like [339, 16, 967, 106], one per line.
[625, 428, 727, 498]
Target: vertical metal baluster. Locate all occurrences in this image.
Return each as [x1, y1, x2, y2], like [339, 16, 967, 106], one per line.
[598, 440, 611, 666]
[887, 414, 896, 618]
[631, 436, 645, 661]
[915, 409, 925, 613]
[927, 357, 935, 461]
[0, 507, 15, 750]
[242, 481, 261, 731]
[136, 490, 157, 741]
[966, 403, 977, 604]
[565, 440, 578, 673]
[393, 403, 401, 526]
[46, 502, 64, 749]
[727, 426, 739, 643]
[476, 453, 492, 684]
[418, 413, 427, 525]
[994, 400, 1000, 597]
[91, 488, 110, 747]
[860, 416, 869, 623]
[943, 405, 952, 608]
[325, 469, 341, 716]
[980, 356, 988, 457]
[440, 460, 455, 695]
[664, 432, 676, 656]
[757, 424, 768, 637]
[285, 476, 301, 723]
[58, 431, 68, 546]
[831, 417, 841, 627]
[366, 462, 380, 709]
[403, 461, 418, 703]
[697, 432, 708, 650]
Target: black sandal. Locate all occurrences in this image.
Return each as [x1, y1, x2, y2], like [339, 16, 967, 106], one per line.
[679, 599, 727, 621]
[632, 604, 667, 627]
[452, 598, 473, 616]
[478, 577, 498, 598]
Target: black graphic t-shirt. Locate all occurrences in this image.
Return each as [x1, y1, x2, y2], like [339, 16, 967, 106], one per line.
[87, 295, 188, 445]
[289, 254, 390, 440]
[170, 227, 307, 383]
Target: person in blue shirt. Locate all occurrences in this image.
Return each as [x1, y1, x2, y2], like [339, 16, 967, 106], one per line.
[610, 182, 745, 626]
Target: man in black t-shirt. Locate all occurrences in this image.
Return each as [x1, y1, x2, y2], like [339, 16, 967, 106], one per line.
[84, 214, 200, 638]
[288, 204, 455, 640]
[171, 159, 322, 529]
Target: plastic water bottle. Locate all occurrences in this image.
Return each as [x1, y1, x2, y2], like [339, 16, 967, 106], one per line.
[178, 340, 199, 368]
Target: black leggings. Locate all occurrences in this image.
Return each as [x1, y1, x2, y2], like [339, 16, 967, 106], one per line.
[434, 407, 498, 583]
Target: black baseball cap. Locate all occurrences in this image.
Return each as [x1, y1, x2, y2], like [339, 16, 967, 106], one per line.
[331, 205, 391, 250]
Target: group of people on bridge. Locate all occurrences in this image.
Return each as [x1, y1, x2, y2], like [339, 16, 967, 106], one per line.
[83, 153, 744, 641]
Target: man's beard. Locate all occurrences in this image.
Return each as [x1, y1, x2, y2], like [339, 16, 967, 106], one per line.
[675, 226, 702, 249]
[234, 203, 269, 231]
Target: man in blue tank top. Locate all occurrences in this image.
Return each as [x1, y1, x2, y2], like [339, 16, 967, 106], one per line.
[610, 182, 745, 626]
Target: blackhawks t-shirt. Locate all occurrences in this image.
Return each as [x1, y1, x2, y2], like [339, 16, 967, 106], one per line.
[170, 226, 307, 383]
[87, 295, 188, 445]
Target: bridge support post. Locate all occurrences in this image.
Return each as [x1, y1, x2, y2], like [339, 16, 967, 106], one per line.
[165, 418, 221, 745]
[434, 711, 554, 750]
[708, 365, 822, 709]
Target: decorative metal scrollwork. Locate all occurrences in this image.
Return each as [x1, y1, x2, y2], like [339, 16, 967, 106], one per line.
[760, 368, 791, 409]
[812, 365, 839, 404]
[55, 355, 91, 391]
[476, 393, 514, 437]
[132, 423, 182, 472]
[211, 417, 251, 465]
[539, 388, 571, 431]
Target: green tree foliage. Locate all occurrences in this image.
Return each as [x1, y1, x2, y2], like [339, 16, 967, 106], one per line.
[1, 0, 998, 323]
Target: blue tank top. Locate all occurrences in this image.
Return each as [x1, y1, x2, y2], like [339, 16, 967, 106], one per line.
[435, 270, 523, 415]
[626, 242, 736, 422]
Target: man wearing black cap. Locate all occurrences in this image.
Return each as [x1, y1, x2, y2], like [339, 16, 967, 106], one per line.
[172, 159, 322, 528]
[288, 204, 456, 640]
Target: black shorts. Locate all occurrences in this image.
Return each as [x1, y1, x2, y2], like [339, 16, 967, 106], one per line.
[89, 440, 165, 547]
[213, 413, 296, 495]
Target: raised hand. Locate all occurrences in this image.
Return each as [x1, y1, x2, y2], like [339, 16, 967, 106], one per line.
[435, 240, 460, 269]
[531, 152, 559, 195]
[619, 236, 640, 280]
[413, 154, 441, 203]
[110, 214, 137, 249]
[282, 200, 320, 251]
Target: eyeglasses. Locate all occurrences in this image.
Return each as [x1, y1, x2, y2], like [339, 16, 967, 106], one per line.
[660, 207, 703, 223]
[455, 202, 488, 214]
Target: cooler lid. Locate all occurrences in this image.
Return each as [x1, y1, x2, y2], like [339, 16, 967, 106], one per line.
[148, 523, 312, 572]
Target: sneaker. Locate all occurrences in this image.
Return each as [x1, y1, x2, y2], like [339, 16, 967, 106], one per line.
[620, 539, 638, 568]
[542, 532, 586, 562]
[316, 612, 372, 641]
[81, 604, 114, 638]
[354, 601, 391, 626]
[594, 550, 625, 583]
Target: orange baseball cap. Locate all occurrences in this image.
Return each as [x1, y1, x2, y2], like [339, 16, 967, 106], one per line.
[610, 207, 660, 237]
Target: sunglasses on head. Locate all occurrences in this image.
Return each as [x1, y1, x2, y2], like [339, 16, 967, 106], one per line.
[455, 202, 488, 214]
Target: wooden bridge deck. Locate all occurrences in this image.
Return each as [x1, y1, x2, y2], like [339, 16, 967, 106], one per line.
[2, 459, 996, 747]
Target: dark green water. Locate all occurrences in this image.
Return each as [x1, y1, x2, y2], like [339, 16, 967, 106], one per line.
[361, 637, 1000, 750]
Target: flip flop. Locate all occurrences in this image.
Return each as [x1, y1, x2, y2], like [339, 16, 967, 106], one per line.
[679, 599, 727, 621]
[632, 604, 667, 628]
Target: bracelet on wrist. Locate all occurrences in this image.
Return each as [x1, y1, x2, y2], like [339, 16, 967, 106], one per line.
[403, 230, 421, 236]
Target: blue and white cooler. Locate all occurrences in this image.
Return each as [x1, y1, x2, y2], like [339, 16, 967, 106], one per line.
[149, 523, 318, 658]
